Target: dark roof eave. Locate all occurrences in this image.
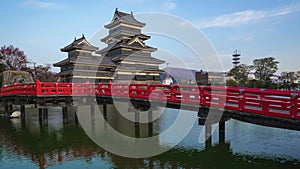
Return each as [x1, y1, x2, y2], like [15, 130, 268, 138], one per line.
[142, 69, 165, 73]
[61, 45, 99, 52]
[133, 34, 150, 40]
[104, 20, 145, 29]
[61, 36, 99, 52]
[53, 59, 71, 67]
[112, 56, 165, 64]
[60, 45, 80, 52]
[112, 44, 156, 51]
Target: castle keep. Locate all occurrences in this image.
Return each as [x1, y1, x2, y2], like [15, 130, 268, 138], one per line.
[54, 9, 164, 83]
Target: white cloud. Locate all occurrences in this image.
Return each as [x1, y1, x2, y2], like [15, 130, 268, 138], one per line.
[271, 7, 292, 16]
[130, 0, 151, 3]
[22, 0, 63, 10]
[179, 20, 194, 28]
[244, 35, 254, 41]
[200, 10, 265, 28]
[200, 4, 300, 28]
[162, 0, 177, 12]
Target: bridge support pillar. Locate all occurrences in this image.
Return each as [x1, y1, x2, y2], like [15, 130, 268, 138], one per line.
[74, 106, 79, 125]
[39, 108, 42, 124]
[90, 104, 96, 130]
[103, 104, 107, 120]
[148, 108, 153, 137]
[39, 108, 48, 126]
[20, 104, 26, 127]
[219, 121, 225, 144]
[20, 104, 25, 120]
[91, 104, 95, 121]
[5, 104, 13, 116]
[43, 108, 48, 126]
[135, 125, 140, 138]
[4, 104, 9, 116]
[9, 104, 13, 113]
[134, 110, 140, 127]
[205, 123, 212, 149]
[134, 109, 140, 138]
[62, 107, 68, 124]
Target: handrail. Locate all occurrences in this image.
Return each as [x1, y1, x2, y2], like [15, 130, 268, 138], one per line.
[0, 80, 299, 120]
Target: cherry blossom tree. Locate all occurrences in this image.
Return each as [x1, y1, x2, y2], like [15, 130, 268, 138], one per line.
[31, 64, 58, 82]
[0, 45, 28, 71]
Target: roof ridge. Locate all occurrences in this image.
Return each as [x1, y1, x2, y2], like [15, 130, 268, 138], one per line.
[115, 8, 130, 17]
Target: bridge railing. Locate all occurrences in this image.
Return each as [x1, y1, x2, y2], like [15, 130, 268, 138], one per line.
[112, 83, 129, 97]
[171, 85, 201, 104]
[241, 88, 299, 120]
[96, 83, 112, 96]
[37, 81, 101, 96]
[148, 84, 172, 101]
[0, 80, 299, 120]
[0, 82, 36, 96]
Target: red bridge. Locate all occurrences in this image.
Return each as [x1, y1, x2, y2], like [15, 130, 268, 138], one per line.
[0, 80, 300, 121]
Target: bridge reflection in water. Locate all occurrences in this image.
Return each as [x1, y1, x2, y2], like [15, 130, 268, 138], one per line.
[0, 105, 300, 169]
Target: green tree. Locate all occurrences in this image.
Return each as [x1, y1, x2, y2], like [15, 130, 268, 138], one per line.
[280, 71, 300, 90]
[226, 79, 237, 86]
[253, 57, 279, 87]
[227, 64, 252, 86]
[281, 71, 296, 83]
[247, 79, 260, 88]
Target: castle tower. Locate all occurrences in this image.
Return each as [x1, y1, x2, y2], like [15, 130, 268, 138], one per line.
[96, 9, 165, 83]
[53, 35, 115, 82]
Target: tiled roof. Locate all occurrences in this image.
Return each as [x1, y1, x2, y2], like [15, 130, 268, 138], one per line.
[61, 35, 99, 52]
[112, 55, 164, 64]
[53, 58, 70, 66]
[115, 8, 130, 17]
[105, 9, 145, 28]
[53, 55, 116, 67]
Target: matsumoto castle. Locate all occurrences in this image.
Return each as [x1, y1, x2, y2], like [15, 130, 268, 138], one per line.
[54, 9, 165, 83]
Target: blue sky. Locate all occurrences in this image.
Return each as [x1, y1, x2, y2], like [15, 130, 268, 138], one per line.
[0, 0, 299, 73]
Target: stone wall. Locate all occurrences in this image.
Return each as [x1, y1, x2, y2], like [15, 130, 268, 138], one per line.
[0, 70, 34, 87]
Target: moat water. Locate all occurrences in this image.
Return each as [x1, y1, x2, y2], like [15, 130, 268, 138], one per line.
[0, 106, 300, 169]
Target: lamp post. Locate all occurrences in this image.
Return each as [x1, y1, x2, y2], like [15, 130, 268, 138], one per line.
[26, 60, 37, 80]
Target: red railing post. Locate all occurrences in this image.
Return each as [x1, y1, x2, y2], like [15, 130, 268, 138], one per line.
[239, 89, 245, 111]
[35, 80, 42, 96]
[171, 85, 178, 102]
[86, 81, 91, 94]
[55, 83, 58, 95]
[199, 86, 205, 106]
[290, 93, 298, 119]
[260, 89, 268, 114]
[13, 82, 17, 95]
